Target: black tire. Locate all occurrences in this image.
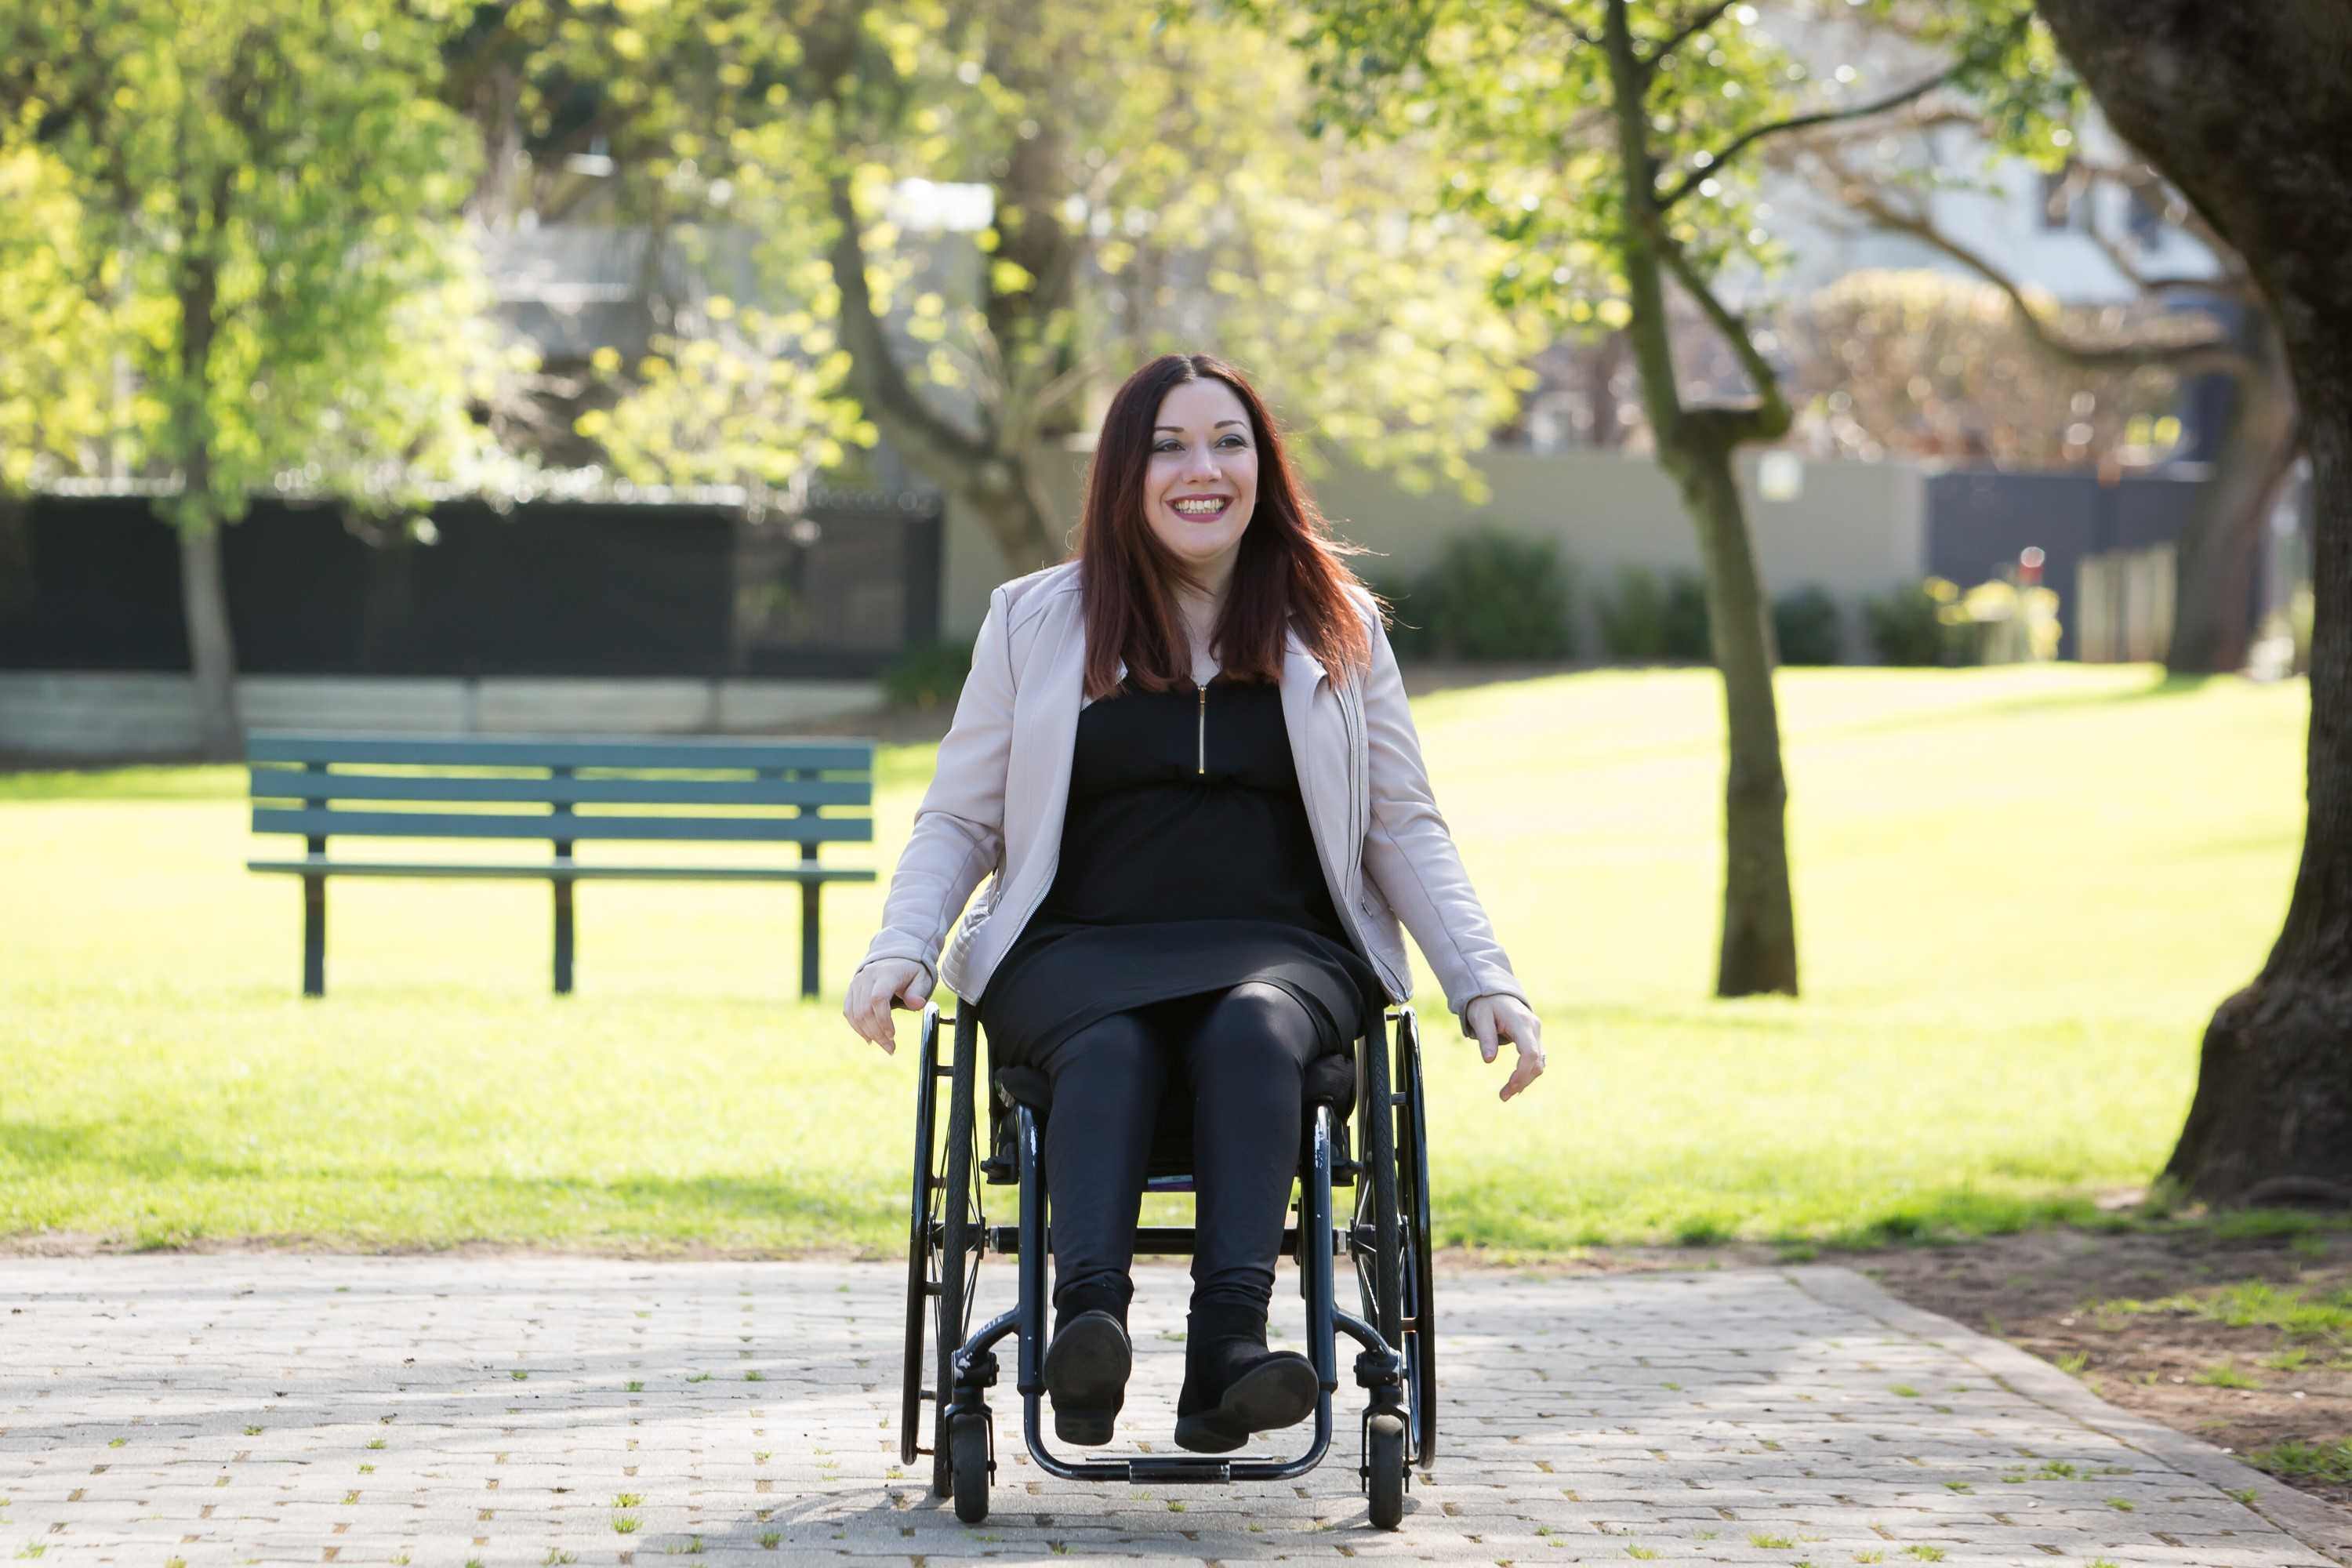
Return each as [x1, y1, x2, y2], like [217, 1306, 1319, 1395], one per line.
[1354, 1011, 1404, 1353]
[1366, 1413, 1406, 1530]
[949, 1410, 991, 1525]
[931, 1009, 983, 1497]
[899, 1008, 943, 1467]
[1396, 1010, 1438, 1466]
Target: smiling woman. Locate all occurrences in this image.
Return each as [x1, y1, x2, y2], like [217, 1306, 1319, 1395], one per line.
[842, 350, 1545, 1457]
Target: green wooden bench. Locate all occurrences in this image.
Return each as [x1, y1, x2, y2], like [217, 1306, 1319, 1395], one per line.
[245, 731, 877, 998]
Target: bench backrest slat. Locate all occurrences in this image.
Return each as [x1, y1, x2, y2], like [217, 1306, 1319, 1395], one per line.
[248, 732, 873, 772]
[245, 731, 877, 851]
[249, 768, 869, 810]
[251, 807, 874, 845]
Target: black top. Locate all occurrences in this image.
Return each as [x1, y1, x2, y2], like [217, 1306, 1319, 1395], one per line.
[975, 670, 1386, 1069]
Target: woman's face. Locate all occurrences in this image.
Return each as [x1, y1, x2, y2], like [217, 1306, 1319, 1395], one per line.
[1144, 378, 1258, 590]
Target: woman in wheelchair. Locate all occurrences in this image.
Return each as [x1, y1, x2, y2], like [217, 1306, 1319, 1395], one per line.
[844, 351, 1546, 1461]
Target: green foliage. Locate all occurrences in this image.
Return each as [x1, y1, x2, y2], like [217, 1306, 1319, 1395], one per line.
[0, 151, 119, 485]
[1773, 586, 1843, 667]
[879, 636, 975, 712]
[578, 328, 873, 493]
[1598, 567, 1709, 663]
[2245, 1439, 2352, 1486]
[494, 0, 1549, 539]
[0, 0, 521, 521]
[1373, 529, 1575, 662]
[1864, 580, 1969, 667]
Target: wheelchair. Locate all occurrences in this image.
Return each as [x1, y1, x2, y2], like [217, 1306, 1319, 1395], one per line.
[898, 993, 1438, 1529]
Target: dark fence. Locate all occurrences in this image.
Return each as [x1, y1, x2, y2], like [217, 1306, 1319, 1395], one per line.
[0, 491, 943, 679]
[1922, 468, 2213, 661]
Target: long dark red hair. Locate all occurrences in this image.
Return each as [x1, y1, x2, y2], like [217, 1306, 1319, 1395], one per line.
[1075, 353, 1381, 701]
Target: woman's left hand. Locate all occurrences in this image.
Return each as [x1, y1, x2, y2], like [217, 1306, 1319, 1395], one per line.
[1465, 995, 1546, 1102]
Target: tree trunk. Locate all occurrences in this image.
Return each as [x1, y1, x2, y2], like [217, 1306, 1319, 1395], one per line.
[1602, 0, 1800, 998]
[177, 518, 241, 760]
[2035, 0, 2352, 1205]
[822, 176, 1062, 575]
[2162, 350, 2352, 1206]
[2165, 325, 2299, 675]
[1671, 437, 1800, 996]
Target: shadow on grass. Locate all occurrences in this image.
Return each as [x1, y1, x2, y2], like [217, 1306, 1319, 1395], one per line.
[0, 1115, 899, 1253]
[1444, 1174, 2145, 1256]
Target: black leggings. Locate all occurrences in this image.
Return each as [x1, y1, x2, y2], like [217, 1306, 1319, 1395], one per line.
[1037, 981, 1323, 1319]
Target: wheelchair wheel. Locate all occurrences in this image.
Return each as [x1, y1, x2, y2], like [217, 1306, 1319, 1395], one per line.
[949, 1410, 991, 1524]
[1395, 1009, 1438, 1465]
[898, 1004, 984, 1497]
[1351, 1009, 1405, 1359]
[1365, 1412, 1406, 1530]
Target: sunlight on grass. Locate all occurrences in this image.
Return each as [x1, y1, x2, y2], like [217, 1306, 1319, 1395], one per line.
[0, 665, 2310, 1252]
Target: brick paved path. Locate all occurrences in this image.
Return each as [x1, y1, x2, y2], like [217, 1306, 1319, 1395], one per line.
[2, 1258, 2344, 1566]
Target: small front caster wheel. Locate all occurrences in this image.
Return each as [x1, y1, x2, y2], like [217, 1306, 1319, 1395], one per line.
[1366, 1412, 1406, 1530]
[949, 1410, 992, 1524]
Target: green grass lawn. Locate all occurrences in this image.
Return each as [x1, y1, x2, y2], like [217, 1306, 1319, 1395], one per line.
[0, 664, 2311, 1256]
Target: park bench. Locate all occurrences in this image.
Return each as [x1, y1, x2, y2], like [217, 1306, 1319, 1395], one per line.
[245, 731, 876, 999]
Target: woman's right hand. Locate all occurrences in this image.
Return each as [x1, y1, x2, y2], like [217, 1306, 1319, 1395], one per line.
[843, 959, 933, 1055]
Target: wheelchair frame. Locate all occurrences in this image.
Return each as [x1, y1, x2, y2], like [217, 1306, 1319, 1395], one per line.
[899, 996, 1437, 1529]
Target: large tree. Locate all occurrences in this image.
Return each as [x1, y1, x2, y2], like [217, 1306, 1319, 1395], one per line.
[0, 0, 506, 757]
[2031, 0, 2351, 1207]
[1220, 0, 2035, 995]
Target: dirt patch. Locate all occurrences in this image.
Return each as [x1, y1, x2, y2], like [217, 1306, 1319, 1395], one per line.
[1844, 1225, 2352, 1514]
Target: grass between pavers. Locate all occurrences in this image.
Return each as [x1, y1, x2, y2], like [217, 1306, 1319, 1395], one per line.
[0, 664, 2311, 1254]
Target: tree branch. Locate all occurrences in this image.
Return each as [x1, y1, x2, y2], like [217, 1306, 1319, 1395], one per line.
[1643, 0, 1740, 70]
[1650, 224, 1791, 443]
[2068, 153, 2249, 282]
[1657, 24, 2021, 212]
[1530, 0, 1599, 50]
[1661, 71, 1958, 211]
[1823, 159, 2249, 378]
[823, 172, 993, 470]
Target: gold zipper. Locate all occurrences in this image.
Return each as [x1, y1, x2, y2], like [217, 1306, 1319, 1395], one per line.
[1196, 679, 1207, 774]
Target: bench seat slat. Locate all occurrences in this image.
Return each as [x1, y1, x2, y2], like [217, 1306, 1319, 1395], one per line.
[247, 858, 877, 883]
[251, 807, 873, 844]
[249, 768, 870, 808]
[249, 731, 873, 772]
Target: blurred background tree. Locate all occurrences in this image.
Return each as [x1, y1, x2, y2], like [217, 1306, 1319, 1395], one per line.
[1771, 62, 2294, 678]
[1214, 0, 2060, 998]
[440, 0, 1549, 575]
[0, 0, 516, 757]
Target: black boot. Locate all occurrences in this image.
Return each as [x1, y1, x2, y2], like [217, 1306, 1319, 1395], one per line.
[1173, 1301, 1318, 1454]
[1044, 1276, 1133, 1446]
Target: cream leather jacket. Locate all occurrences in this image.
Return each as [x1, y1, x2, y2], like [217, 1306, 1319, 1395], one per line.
[851, 559, 1530, 1039]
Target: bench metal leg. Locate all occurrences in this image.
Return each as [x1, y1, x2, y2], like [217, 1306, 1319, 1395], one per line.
[302, 874, 326, 996]
[554, 880, 575, 995]
[800, 881, 820, 999]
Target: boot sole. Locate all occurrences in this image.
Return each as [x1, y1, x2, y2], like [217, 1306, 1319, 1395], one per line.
[1043, 1315, 1131, 1446]
[1172, 1356, 1319, 1454]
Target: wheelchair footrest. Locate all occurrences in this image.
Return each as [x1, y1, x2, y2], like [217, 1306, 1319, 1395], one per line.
[1127, 1457, 1232, 1486]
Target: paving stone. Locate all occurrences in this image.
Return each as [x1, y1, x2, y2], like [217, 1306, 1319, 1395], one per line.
[2, 1258, 2346, 1566]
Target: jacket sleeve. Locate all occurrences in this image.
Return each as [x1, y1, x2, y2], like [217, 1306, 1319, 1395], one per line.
[851, 583, 1016, 999]
[1354, 593, 1533, 1039]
